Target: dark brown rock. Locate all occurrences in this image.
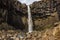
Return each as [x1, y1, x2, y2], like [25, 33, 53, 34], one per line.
[0, 0, 27, 30]
[0, 0, 59, 31]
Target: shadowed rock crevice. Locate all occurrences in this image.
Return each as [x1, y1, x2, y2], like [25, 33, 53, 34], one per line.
[0, 0, 27, 30]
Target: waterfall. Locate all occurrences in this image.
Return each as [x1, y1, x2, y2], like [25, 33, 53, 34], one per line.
[27, 5, 33, 33]
[18, 0, 41, 33]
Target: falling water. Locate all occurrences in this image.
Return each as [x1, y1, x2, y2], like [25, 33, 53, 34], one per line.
[27, 5, 33, 33]
[18, 0, 41, 33]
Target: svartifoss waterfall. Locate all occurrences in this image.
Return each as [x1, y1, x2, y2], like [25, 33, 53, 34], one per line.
[27, 5, 33, 33]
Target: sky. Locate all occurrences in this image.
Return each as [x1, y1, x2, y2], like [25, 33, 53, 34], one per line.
[18, 0, 41, 5]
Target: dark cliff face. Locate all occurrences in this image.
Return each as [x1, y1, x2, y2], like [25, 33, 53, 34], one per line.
[0, 0, 59, 31]
[0, 0, 27, 30]
[55, 0, 60, 20]
[30, 0, 59, 30]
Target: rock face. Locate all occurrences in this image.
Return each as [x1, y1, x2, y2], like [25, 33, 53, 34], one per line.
[30, 0, 59, 30]
[0, 0, 27, 30]
[0, 0, 60, 31]
[22, 23, 60, 40]
[55, 0, 60, 20]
